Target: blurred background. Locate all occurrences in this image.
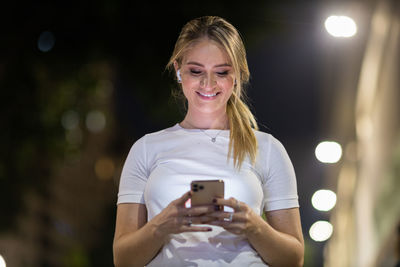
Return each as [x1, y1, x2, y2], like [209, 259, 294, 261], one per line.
[0, 0, 399, 266]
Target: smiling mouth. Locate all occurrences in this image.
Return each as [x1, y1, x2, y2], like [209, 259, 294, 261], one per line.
[197, 92, 219, 97]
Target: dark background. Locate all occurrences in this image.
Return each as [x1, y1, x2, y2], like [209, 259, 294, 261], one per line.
[0, 1, 363, 266]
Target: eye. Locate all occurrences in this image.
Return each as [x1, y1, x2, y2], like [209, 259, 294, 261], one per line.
[216, 71, 229, 76]
[190, 69, 202, 75]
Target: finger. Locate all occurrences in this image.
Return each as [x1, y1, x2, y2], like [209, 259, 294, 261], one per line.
[178, 205, 216, 217]
[207, 211, 234, 221]
[179, 215, 214, 226]
[180, 216, 192, 226]
[213, 197, 242, 211]
[180, 225, 213, 232]
[186, 215, 215, 225]
[210, 211, 248, 223]
[208, 220, 243, 230]
[173, 190, 193, 206]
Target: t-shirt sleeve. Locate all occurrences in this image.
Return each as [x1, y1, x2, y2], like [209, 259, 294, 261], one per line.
[117, 135, 148, 205]
[263, 136, 299, 212]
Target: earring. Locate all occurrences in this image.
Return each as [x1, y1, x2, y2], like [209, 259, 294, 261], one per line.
[177, 69, 182, 83]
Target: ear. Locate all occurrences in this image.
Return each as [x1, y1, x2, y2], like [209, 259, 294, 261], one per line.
[173, 61, 179, 73]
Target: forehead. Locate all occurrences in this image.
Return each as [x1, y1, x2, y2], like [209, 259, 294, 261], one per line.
[182, 39, 231, 66]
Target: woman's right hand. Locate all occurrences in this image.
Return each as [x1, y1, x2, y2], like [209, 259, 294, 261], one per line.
[149, 191, 215, 240]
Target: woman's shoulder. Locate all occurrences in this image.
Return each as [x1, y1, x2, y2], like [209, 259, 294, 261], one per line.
[132, 123, 182, 145]
[253, 129, 277, 143]
[253, 129, 288, 152]
[143, 123, 179, 136]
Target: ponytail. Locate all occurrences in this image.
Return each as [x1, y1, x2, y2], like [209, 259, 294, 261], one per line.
[227, 91, 258, 169]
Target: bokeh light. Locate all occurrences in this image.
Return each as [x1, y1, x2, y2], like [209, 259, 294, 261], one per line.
[94, 157, 115, 180]
[86, 110, 106, 133]
[38, 31, 56, 52]
[0, 254, 6, 267]
[309, 221, 333, 242]
[311, 189, 337, 211]
[61, 110, 79, 130]
[325, 15, 357, 37]
[315, 141, 342, 163]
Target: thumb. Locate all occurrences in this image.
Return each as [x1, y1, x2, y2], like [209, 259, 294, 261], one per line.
[174, 190, 192, 206]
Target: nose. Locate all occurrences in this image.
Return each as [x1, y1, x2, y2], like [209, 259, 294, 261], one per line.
[200, 73, 216, 90]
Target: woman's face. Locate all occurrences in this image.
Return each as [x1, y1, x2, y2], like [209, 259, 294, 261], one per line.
[176, 39, 236, 116]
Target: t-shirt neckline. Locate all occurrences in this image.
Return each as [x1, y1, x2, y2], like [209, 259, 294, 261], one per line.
[174, 123, 230, 133]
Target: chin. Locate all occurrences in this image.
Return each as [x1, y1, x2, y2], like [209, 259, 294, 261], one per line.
[194, 105, 226, 115]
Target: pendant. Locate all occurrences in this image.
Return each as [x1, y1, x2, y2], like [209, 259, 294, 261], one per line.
[211, 138, 216, 142]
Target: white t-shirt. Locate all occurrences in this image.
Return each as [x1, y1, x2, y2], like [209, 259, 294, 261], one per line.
[117, 123, 299, 267]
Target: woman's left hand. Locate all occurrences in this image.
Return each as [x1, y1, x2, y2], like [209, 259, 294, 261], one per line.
[207, 197, 263, 236]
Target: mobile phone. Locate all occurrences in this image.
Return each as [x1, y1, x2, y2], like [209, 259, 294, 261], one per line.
[190, 180, 224, 210]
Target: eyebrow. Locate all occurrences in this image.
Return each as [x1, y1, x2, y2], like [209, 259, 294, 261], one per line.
[186, 61, 232, 68]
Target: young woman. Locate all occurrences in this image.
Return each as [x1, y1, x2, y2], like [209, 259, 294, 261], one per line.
[113, 16, 304, 267]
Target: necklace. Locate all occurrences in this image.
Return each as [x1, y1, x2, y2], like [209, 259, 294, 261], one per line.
[181, 121, 226, 143]
[200, 129, 224, 142]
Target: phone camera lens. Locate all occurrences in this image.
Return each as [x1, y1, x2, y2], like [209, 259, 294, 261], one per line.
[199, 185, 204, 190]
[193, 188, 198, 192]
[193, 184, 198, 188]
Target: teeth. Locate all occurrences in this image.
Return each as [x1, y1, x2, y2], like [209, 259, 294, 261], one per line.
[199, 92, 217, 97]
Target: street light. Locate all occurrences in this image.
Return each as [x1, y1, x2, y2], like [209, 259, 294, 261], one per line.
[309, 221, 333, 242]
[325, 15, 357, 37]
[312, 189, 337, 211]
[315, 141, 343, 163]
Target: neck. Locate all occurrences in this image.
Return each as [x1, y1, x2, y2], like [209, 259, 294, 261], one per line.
[181, 109, 229, 130]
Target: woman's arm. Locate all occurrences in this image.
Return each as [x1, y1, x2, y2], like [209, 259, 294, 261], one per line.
[113, 191, 215, 267]
[209, 198, 304, 267]
[113, 203, 161, 267]
[247, 208, 304, 267]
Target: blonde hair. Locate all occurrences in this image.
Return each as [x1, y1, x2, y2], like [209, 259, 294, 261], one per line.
[166, 16, 258, 168]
